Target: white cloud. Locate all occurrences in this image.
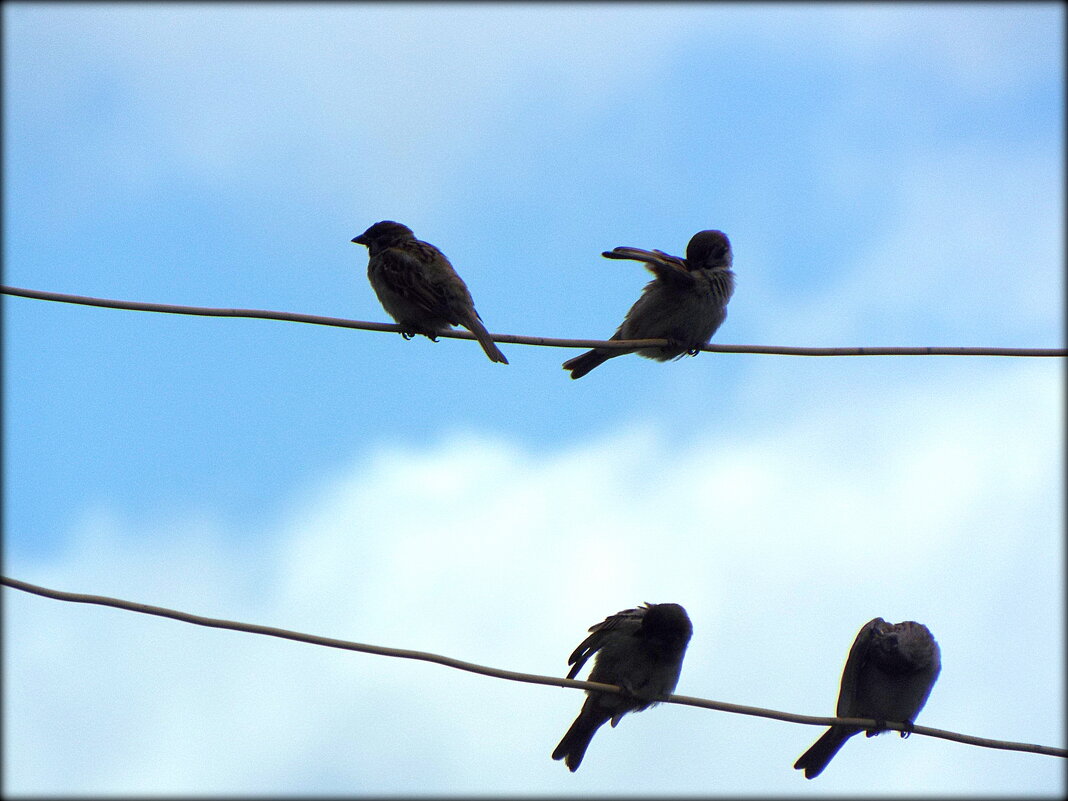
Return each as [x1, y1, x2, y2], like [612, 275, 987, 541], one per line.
[5, 5, 694, 210]
[4, 359, 1062, 795]
[738, 4, 1061, 97]
[10, 4, 1059, 215]
[747, 142, 1064, 347]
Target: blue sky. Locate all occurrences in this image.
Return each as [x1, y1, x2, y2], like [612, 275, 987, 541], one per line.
[2, 3, 1064, 796]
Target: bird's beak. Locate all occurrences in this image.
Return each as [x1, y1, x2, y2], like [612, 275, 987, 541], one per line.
[351, 236, 366, 245]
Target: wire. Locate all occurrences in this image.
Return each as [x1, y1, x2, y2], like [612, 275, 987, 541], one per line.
[4, 285, 1064, 759]
[3, 575, 1064, 759]
[3, 286, 1065, 357]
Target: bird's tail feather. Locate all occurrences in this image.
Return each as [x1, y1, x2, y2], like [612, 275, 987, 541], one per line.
[552, 707, 610, 772]
[562, 349, 615, 379]
[464, 316, 509, 364]
[793, 726, 856, 779]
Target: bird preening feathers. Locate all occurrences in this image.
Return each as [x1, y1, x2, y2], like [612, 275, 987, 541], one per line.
[793, 618, 941, 779]
[562, 229, 735, 379]
[552, 602, 693, 772]
[352, 221, 509, 364]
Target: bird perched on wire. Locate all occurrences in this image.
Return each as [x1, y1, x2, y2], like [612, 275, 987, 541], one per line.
[793, 617, 941, 779]
[562, 229, 734, 379]
[552, 602, 693, 772]
[351, 221, 508, 364]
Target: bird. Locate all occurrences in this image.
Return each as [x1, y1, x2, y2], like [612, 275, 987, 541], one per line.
[351, 221, 508, 364]
[562, 229, 734, 379]
[552, 602, 693, 772]
[793, 617, 941, 779]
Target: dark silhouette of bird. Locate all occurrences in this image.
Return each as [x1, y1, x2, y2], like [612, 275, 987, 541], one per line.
[552, 602, 693, 771]
[351, 221, 508, 364]
[562, 229, 734, 379]
[794, 617, 941, 779]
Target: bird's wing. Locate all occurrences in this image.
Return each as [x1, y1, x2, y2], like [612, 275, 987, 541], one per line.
[601, 246, 695, 286]
[565, 606, 645, 679]
[379, 241, 471, 321]
[835, 617, 881, 717]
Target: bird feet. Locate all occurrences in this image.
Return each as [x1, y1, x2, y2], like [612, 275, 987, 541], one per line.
[400, 330, 439, 342]
[864, 719, 889, 737]
[668, 339, 702, 357]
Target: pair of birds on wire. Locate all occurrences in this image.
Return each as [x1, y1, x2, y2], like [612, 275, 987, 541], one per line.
[551, 603, 941, 778]
[351, 221, 736, 378]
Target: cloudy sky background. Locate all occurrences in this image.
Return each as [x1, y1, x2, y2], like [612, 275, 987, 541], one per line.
[3, 3, 1064, 796]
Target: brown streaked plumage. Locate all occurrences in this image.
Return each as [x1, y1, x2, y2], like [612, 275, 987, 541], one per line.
[352, 221, 508, 364]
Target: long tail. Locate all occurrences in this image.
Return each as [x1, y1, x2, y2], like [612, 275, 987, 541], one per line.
[463, 315, 509, 364]
[552, 705, 610, 772]
[793, 726, 857, 779]
[562, 349, 615, 379]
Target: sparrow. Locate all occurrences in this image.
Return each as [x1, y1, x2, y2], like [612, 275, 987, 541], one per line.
[552, 602, 693, 772]
[351, 221, 508, 364]
[562, 229, 734, 379]
[794, 617, 942, 779]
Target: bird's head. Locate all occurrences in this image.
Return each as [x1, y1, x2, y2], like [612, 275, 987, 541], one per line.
[351, 220, 415, 251]
[686, 230, 732, 269]
[639, 602, 693, 648]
